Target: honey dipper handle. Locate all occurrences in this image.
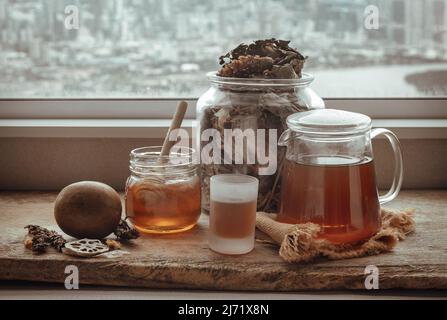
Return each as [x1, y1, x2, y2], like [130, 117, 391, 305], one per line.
[160, 101, 188, 158]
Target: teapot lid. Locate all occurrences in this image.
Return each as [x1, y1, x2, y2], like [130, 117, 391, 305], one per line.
[286, 109, 372, 135]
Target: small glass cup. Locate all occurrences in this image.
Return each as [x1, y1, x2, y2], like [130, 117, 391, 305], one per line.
[209, 174, 259, 255]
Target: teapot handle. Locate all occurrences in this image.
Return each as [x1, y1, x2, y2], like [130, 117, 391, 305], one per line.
[371, 128, 404, 205]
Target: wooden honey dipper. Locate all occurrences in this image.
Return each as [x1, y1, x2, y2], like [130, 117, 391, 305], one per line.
[158, 101, 188, 163]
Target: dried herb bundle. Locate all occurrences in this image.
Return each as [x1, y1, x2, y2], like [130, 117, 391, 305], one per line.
[114, 218, 140, 241]
[218, 39, 307, 78]
[25, 225, 67, 253]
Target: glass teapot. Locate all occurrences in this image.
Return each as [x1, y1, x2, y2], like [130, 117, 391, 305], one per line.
[277, 109, 403, 244]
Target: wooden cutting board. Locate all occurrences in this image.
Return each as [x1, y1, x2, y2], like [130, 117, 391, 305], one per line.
[0, 191, 446, 291]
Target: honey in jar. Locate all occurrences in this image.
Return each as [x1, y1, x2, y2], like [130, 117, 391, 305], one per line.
[125, 147, 201, 234]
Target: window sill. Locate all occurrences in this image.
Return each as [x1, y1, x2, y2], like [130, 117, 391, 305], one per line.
[0, 119, 194, 138]
[0, 118, 446, 139]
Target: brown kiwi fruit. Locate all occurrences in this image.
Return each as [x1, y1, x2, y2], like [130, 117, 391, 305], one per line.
[54, 181, 122, 239]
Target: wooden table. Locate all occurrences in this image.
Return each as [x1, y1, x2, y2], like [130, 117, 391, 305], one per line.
[0, 191, 446, 292]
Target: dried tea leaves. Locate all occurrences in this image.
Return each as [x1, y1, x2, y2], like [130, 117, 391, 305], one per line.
[218, 39, 307, 79]
[218, 55, 274, 78]
[24, 225, 67, 253]
[198, 39, 311, 212]
[63, 239, 109, 258]
[199, 93, 307, 213]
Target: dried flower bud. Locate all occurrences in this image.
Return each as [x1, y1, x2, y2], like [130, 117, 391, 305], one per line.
[114, 219, 140, 241]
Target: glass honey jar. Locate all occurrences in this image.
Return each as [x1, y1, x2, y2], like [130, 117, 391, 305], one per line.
[125, 146, 201, 234]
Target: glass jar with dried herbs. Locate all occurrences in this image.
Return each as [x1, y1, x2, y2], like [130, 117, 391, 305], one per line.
[197, 73, 325, 213]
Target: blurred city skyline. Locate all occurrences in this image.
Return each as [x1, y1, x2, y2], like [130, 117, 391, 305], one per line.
[0, 0, 446, 98]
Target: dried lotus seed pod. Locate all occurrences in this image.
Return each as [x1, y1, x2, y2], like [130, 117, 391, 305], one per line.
[62, 239, 109, 258]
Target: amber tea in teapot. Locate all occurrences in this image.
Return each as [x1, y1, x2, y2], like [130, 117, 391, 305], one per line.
[278, 109, 403, 244]
[280, 156, 380, 244]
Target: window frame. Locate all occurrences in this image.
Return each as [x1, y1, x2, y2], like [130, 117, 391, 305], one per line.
[0, 98, 446, 140]
[0, 98, 446, 119]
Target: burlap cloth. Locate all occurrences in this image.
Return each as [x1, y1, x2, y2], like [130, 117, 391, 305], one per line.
[256, 208, 415, 263]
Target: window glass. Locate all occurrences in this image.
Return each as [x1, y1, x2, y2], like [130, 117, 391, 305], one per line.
[0, 0, 446, 98]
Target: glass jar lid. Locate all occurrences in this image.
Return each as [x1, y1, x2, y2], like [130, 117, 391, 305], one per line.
[129, 146, 197, 176]
[286, 109, 372, 135]
[207, 71, 315, 88]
